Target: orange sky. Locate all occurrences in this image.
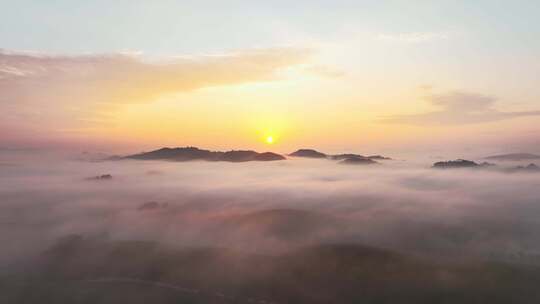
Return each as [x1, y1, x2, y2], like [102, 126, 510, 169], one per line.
[1, 2, 540, 155]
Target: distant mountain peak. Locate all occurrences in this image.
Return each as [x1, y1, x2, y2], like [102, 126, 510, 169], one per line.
[339, 156, 378, 165]
[289, 149, 328, 158]
[433, 159, 479, 168]
[290, 149, 391, 161]
[124, 147, 285, 162]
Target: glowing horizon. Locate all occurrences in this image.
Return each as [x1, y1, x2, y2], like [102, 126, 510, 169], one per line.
[3, 3, 540, 302]
[1, 1, 540, 155]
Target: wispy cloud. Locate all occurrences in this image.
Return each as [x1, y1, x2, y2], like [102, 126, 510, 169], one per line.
[0, 48, 312, 133]
[380, 91, 540, 125]
[303, 65, 346, 78]
[376, 31, 450, 43]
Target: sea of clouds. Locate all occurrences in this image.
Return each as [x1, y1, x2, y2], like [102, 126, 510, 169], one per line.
[2, 150, 540, 270]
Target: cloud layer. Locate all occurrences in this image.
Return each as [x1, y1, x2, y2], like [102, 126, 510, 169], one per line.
[2, 153, 540, 267]
[381, 91, 540, 125]
[376, 31, 450, 43]
[0, 48, 311, 135]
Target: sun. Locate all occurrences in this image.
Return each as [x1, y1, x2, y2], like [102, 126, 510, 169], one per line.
[265, 136, 274, 144]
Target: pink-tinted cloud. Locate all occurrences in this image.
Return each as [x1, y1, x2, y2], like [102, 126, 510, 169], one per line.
[381, 91, 540, 125]
[0, 48, 312, 136]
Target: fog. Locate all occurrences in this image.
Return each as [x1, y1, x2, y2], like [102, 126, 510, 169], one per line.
[2, 150, 540, 271]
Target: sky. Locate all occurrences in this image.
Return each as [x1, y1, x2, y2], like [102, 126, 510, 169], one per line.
[1, 0, 539, 155]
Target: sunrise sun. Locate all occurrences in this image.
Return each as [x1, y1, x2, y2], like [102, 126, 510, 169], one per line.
[266, 136, 274, 144]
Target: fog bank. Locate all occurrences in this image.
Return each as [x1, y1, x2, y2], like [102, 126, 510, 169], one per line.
[2, 151, 540, 269]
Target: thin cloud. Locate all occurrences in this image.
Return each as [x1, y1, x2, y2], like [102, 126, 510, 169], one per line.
[376, 31, 450, 43]
[303, 65, 346, 78]
[2, 153, 540, 263]
[0, 47, 312, 132]
[380, 91, 540, 125]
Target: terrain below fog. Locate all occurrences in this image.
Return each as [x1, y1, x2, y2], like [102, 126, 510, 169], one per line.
[2, 151, 540, 303]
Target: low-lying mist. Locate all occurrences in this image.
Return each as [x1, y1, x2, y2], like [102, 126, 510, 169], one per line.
[4, 150, 540, 302]
[2, 151, 540, 267]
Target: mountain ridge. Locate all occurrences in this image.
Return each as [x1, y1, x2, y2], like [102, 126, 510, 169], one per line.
[123, 147, 286, 162]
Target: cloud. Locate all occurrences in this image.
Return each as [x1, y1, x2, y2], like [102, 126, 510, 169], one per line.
[376, 31, 450, 43]
[2, 153, 540, 265]
[380, 91, 540, 125]
[0, 48, 312, 132]
[303, 65, 346, 78]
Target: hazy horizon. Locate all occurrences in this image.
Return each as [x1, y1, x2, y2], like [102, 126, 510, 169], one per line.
[2, 1, 540, 303]
[2, 1, 540, 154]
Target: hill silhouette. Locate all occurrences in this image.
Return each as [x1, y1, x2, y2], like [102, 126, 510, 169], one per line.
[433, 159, 479, 168]
[289, 149, 328, 158]
[124, 147, 285, 162]
[291, 149, 391, 161]
[339, 156, 378, 165]
[330, 153, 364, 160]
[121, 147, 391, 164]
